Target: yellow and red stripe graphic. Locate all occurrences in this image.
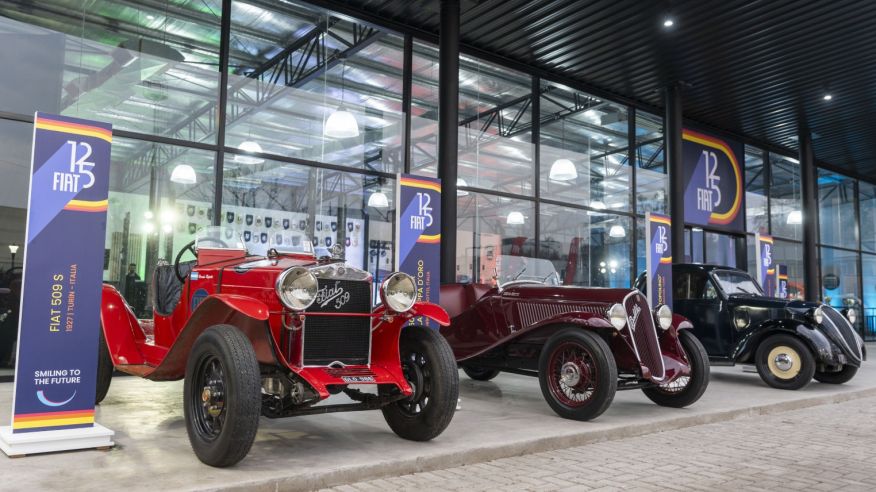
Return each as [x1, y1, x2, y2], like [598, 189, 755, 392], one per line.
[35, 116, 112, 143]
[63, 198, 109, 213]
[13, 409, 95, 430]
[417, 233, 441, 244]
[400, 176, 441, 193]
[682, 129, 742, 226]
[659, 256, 673, 264]
[649, 215, 672, 226]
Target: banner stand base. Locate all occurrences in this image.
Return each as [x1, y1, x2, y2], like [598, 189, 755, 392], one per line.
[0, 423, 114, 457]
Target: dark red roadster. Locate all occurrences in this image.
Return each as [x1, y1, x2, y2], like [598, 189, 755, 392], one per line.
[440, 257, 709, 421]
[97, 227, 458, 467]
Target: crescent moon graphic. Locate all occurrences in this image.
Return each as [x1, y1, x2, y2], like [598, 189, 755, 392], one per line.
[36, 389, 77, 407]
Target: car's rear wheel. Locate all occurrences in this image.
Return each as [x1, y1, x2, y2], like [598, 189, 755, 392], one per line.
[814, 365, 858, 384]
[642, 330, 710, 408]
[755, 334, 815, 390]
[382, 325, 459, 441]
[538, 328, 617, 421]
[184, 325, 261, 467]
[95, 329, 113, 405]
[462, 364, 500, 381]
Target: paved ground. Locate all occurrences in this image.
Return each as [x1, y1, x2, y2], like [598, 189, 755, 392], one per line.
[324, 395, 876, 491]
[0, 348, 874, 491]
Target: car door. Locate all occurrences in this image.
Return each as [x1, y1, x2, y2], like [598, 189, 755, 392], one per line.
[673, 270, 730, 357]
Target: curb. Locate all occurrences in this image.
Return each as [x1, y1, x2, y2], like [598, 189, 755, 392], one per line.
[203, 386, 876, 492]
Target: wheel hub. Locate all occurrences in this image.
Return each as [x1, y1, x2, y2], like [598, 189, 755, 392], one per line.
[560, 362, 581, 387]
[767, 345, 801, 379]
[201, 384, 223, 417]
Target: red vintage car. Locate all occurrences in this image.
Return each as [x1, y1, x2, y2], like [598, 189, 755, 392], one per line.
[440, 257, 709, 421]
[96, 227, 458, 467]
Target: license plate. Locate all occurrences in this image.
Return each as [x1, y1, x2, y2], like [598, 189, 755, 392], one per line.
[341, 375, 375, 383]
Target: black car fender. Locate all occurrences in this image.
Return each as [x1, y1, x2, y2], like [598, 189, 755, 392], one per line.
[734, 319, 834, 365]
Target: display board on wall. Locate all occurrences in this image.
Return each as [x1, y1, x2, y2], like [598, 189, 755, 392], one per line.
[395, 174, 441, 328]
[645, 213, 673, 308]
[1, 113, 114, 456]
[755, 233, 776, 297]
[682, 129, 746, 233]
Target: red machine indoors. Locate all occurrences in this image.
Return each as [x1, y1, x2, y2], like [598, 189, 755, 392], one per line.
[440, 256, 710, 421]
[97, 227, 458, 467]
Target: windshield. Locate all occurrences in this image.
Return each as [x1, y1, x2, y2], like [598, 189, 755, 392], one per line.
[251, 230, 314, 256]
[497, 256, 561, 287]
[195, 226, 246, 251]
[712, 270, 764, 296]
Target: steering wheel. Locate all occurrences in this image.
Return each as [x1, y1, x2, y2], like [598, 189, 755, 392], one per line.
[173, 237, 230, 282]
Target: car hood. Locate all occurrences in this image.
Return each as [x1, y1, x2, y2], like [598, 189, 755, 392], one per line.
[726, 295, 819, 311]
[501, 284, 634, 304]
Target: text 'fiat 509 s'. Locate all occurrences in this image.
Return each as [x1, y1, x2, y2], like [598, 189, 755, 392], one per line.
[97, 227, 459, 467]
[637, 264, 866, 390]
[439, 256, 710, 421]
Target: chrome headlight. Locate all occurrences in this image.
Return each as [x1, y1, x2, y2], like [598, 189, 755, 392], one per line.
[381, 272, 417, 313]
[734, 308, 751, 330]
[276, 266, 318, 311]
[608, 303, 626, 330]
[843, 308, 857, 325]
[811, 306, 824, 324]
[655, 304, 673, 331]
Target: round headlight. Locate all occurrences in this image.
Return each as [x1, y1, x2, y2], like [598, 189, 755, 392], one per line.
[656, 304, 673, 331]
[608, 303, 626, 330]
[381, 272, 417, 313]
[276, 266, 318, 311]
[846, 308, 857, 324]
[811, 306, 824, 324]
[734, 308, 751, 331]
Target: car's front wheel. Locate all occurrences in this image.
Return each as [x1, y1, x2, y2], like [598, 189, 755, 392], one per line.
[538, 328, 617, 421]
[382, 325, 459, 441]
[814, 365, 858, 384]
[462, 364, 500, 381]
[755, 334, 815, 390]
[184, 325, 261, 467]
[642, 330, 710, 407]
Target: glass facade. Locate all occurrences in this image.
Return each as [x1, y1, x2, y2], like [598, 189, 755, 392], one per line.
[0, 0, 874, 381]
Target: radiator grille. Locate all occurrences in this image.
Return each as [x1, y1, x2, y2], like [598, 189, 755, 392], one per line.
[822, 306, 862, 362]
[303, 278, 372, 366]
[623, 292, 665, 381]
[517, 301, 607, 328]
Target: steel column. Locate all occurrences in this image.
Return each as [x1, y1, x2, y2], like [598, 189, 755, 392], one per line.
[213, 0, 232, 226]
[439, 0, 460, 285]
[665, 84, 685, 263]
[799, 129, 819, 301]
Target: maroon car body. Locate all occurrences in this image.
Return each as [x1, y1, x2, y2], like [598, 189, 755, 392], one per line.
[439, 261, 710, 421]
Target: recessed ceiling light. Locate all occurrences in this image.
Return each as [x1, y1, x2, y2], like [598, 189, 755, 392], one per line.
[663, 18, 674, 28]
[823, 94, 833, 101]
[146, 14, 155, 20]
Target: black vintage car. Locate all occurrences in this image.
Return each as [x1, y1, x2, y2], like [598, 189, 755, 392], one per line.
[636, 264, 866, 390]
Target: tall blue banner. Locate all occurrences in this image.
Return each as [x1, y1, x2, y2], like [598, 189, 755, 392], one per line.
[755, 233, 776, 297]
[777, 264, 788, 299]
[682, 129, 746, 233]
[10, 113, 111, 433]
[395, 174, 441, 328]
[645, 213, 672, 308]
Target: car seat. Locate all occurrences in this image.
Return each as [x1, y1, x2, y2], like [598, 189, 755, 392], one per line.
[153, 261, 194, 316]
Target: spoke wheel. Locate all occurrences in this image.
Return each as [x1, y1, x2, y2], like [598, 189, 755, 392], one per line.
[382, 325, 459, 442]
[538, 328, 617, 421]
[183, 325, 261, 467]
[642, 330, 710, 408]
[547, 341, 598, 407]
[191, 356, 227, 441]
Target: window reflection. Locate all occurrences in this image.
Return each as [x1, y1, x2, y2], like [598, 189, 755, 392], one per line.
[635, 112, 667, 214]
[745, 146, 768, 234]
[769, 154, 802, 240]
[818, 169, 858, 248]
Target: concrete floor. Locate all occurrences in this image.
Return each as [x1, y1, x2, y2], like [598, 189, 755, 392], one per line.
[1, 350, 875, 492]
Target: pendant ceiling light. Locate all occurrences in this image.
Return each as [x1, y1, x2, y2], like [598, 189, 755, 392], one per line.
[609, 225, 626, 238]
[549, 118, 578, 181]
[324, 59, 359, 139]
[235, 140, 264, 165]
[368, 190, 389, 208]
[506, 211, 525, 225]
[170, 164, 197, 185]
[457, 177, 469, 196]
[786, 210, 803, 225]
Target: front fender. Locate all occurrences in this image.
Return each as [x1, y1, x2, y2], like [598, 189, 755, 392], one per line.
[734, 319, 834, 365]
[672, 314, 694, 331]
[100, 284, 146, 366]
[146, 294, 276, 381]
[372, 301, 450, 327]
